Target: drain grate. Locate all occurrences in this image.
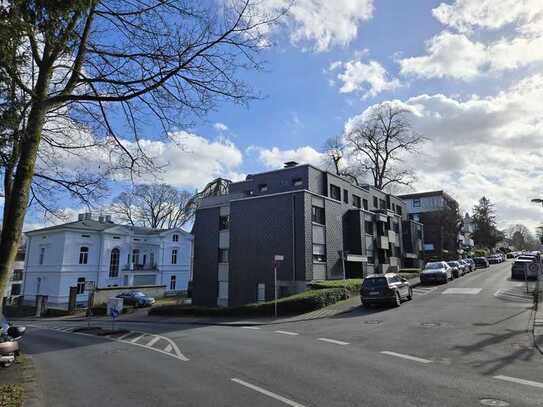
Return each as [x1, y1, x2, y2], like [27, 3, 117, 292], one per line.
[479, 398, 510, 406]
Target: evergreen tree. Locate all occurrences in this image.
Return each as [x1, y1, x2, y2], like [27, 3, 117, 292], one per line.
[472, 197, 502, 249]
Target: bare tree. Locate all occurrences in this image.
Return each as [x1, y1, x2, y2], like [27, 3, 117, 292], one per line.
[344, 104, 424, 190]
[506, 224, 537, 251]
[322, 135, 360, 185]
[0, 1, 283, 304]
[111, 184, 192, 229]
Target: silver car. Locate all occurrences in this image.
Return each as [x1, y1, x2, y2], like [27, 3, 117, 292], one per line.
[420, 261, 452, 284]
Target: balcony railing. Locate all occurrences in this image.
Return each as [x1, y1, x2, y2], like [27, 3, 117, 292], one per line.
[122, 263, 158, 271]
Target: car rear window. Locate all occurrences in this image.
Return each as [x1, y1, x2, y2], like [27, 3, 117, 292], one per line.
[447, 262, 458, 267]
[363, 277, 388, 288]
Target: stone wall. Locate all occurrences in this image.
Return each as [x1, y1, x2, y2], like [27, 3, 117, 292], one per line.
[93, 285, 166, 306]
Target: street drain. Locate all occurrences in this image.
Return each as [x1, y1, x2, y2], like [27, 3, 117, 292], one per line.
[420, 322, 441, 328]
[479, 398, 510, 406]
[364, 320, 383, 325]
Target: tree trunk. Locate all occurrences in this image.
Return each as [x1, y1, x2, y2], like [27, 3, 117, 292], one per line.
[0, 77, 49, 309]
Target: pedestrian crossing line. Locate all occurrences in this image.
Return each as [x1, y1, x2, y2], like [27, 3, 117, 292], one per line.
[146, 336, 161, 347]
[130, 333, 146, 343]
[164, 344, 173, 353]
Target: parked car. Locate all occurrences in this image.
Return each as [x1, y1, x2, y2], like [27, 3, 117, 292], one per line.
[459, 259, 473, 273]
[465, 258, 476, 272]
[511, 259, 538, 280]
[446, 261, 463, 278]
[473, 257, 489, 269]
[420, 261, 452, 284]
[506, 253, 514, 259]
[487, 255, 500, 264]
[360, 273, 412, 307]
[116, 291, 156, 307]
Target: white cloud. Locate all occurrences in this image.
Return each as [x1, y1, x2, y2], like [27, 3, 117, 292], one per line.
[248, 0, 374, 52]
[250, 145, 326, 169]
[213, 122, 229, 132]
[399, 1, 543, 80]
[346, 73, 543, 230]
[331, 59, 400, 98]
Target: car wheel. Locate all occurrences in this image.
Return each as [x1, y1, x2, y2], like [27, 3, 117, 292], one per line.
[407, 288, 413, 300]
[393, 292, 401, 307]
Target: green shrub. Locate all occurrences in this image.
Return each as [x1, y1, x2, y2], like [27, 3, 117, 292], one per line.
[149, 287, 350, 317]
[0, 384, 23, 407]
[309, 279, 362, 293]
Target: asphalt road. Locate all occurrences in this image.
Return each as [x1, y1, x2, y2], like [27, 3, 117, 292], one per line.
[23, 261, 543, 406]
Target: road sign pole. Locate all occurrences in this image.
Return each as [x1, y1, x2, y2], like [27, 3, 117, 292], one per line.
[274, 263, 278, 318]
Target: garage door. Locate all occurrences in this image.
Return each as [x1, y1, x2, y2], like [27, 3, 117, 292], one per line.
[133, 275, 156, 286]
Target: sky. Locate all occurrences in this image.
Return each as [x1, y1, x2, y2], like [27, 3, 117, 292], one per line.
[24, 0, 543, 233]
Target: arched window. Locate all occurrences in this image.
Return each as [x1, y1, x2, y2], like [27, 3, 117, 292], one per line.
[109, 248, 120, 277]
[79, 247, 89, 264]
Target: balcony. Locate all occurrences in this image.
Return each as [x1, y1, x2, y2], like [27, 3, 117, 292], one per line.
[122, 263, 158, 272]
[377, 236, 389, 249]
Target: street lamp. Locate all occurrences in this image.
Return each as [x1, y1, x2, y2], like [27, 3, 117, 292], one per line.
[530, 199, 543, 294]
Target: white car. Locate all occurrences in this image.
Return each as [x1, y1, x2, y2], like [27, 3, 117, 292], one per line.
[420, 261, 452, 284]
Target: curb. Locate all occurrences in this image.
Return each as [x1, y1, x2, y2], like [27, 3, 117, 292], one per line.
[531, 289, 543, 355]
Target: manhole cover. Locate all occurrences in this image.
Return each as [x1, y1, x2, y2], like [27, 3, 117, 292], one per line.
[479, 398, 510, 406]
[364, 320, 383, 325]
[420, 322, 441, 327]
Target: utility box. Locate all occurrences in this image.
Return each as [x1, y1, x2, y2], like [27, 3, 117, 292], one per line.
[106, 297, 123, 319]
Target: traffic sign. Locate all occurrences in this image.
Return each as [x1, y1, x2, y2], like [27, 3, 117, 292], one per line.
[274, 255, 284, 261]
[84, 281, 96, 292]
[107, 297, 123, 320]
[529, 263, 539, 273]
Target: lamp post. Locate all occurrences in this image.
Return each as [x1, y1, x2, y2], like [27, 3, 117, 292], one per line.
[530, 199, 543, 294]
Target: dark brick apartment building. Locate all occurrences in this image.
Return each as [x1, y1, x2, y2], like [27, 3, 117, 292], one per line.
[192, 163, 424, 307]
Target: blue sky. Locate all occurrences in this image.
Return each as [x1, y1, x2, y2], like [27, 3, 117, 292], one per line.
[25, 0, 543, 234]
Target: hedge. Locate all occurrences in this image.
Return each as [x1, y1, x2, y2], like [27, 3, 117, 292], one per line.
[309, 279, 362, 293]
[149, 287, 349, 317]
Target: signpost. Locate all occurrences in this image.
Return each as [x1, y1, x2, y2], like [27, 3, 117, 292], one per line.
[107, 297, 123, 331]
[273, 255, 284, 318]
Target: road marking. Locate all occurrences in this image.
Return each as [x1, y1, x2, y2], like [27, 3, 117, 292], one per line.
[117, 332, 132, 340]
[274, 330, 299, 336]
[494, 375, 543, 389]
[442, 288, 482, 295]
[231, 378, 306, 407]
[130, 333, 145, 343]
[380, 351, 432, 364]
[164, 344, 173, 353]
[146, 336, 161, 347]
[241, 326, 261, 330]
[317, 338, 349, 346]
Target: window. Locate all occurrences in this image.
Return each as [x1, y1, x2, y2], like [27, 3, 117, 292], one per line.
[393, 222, 400, 233]
[143, 254, 146, 265]
[76, 277, 85, 295]
[330, 184, 341, 200]
[365, 221, 374, 235]
[380, 199, 386, 209]
[170, 275, 177, 290]
[12, 270, 23, 281]
[257, 283, 266, 302]
[109, 248, 120, 277]
[219, 215, 230, 231]
[81, 234, 90, 238]
[132, 249, 140, 265]
[391, 203, 395, 212]
[113, 236, 120, 240]
[363, 199, 368, 210]
[396, 206, 402, 215]
[39, 247, 45, 265]
[150, 252, 154, 266]
[312, 244, 326, 263]
[343, 189, 349, 203]
[352, 195, 361, 208]
[311, 206, 325, 224]
[171, 249, 178, 265]
[79, 246, 89, 264]
[373, 196, 378, 208]
[218, 249, 229, 263]
[258, 184, 268, 192]
[10, 283, 21, 296]
[292, 177, 303, 187]
[413, 199, 421, 208]
[172, 234, 179, 242]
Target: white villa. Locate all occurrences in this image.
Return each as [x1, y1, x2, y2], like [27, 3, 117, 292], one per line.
[23, 213, 193, 308]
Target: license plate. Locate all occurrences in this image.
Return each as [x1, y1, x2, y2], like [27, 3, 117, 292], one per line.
[369, 291, 379, 295]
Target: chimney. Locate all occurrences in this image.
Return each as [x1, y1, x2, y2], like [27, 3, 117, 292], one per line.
[84, 212, 92, 220]
[284, 161, 298, 168]
[98, 216, 105, 223]
[105, 215, 112, 223]
[78, 214, 84, 221]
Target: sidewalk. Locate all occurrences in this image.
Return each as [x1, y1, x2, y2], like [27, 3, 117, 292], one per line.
[532, 282, 543, 354]
[18, 276, 421, 327]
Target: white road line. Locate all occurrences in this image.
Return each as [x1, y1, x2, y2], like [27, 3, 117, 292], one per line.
[241, 326, 261, 330]
[231, 378, 306, 407]
[380, 351, 432, 364]
[146, 336, 161, 347]
[164, 344, 173, 353]
[317, 338, 349, 346]
[130, 334, 146, 343]
[494, 375, 543, 389]
[442, 288, 482, 295]
[117, 332, 132, 340]
[274, 330, 299, 336]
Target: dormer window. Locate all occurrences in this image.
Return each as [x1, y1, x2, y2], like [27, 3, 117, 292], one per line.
[292, 178, 303, 187]
[173, 234, 179, 242]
